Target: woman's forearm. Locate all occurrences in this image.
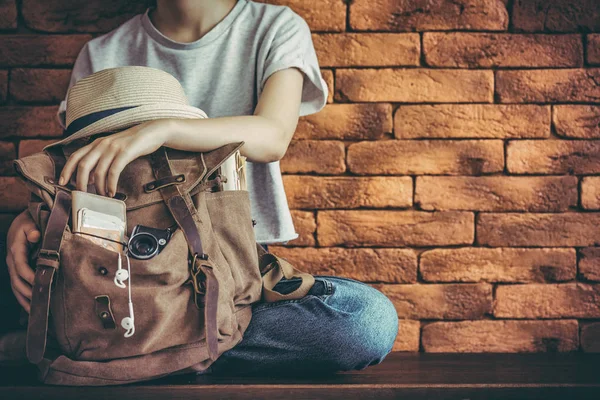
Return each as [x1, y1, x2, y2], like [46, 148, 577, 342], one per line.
[159, 115, 290, 163]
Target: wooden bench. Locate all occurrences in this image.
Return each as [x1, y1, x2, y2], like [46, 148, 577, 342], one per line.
[1, 352, 599, 399]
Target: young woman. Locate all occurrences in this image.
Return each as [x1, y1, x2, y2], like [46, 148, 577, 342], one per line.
[4, 0, 398, 375]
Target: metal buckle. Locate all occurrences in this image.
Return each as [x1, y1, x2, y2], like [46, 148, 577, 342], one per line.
[38, 249, 60, 263]
[188, 252, 210, 309]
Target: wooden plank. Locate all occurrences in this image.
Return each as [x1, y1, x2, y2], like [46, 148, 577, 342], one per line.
[1, 353, 599, 399]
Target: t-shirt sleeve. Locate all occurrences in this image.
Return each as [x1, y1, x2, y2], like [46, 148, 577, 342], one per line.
[57, 42, 94, 129]
[260, 9, 328, 117]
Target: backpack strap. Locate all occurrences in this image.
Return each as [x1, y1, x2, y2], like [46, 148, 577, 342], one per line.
[27, 188, 71, 364]
[256, 243, 315, 302]
[149, 147, 220, 361]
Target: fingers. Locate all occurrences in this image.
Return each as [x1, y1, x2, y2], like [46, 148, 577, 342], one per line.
[6, 217, 37, 286]
[25, 228, 41, 244]
[9, 240, 35, 286]
[93, 145, 119, 196]
[106, 149, 133, 197]
[10, 273, 32, 301]
[12, 289, 31, 314]
[59, 138, 128, 195]
[75, 152, 101, 192]
[59, 144, 94, 187]
[7, 248, 32, 314]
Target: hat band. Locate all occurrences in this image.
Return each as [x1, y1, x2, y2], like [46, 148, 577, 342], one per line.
[66, 105, 138, 136]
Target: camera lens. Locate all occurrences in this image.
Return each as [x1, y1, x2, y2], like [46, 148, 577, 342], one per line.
[128, 232, 159, 260]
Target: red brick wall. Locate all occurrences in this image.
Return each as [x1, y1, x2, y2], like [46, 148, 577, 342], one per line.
[1, 0, 600, 353]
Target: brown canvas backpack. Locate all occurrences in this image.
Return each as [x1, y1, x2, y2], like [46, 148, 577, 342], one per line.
[2, 138, 315, 386]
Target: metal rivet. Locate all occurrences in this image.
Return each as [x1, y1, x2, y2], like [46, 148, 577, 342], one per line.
[48, 178, 55, 184]
[98, 267, 108, 276]
[147, 184, 155, 190]
[177, 176, 184, 182]
[100, 311, 109, 319]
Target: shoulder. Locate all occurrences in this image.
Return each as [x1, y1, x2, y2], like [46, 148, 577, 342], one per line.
[244, 1, 310, 35]
[84, 13, 144, 58]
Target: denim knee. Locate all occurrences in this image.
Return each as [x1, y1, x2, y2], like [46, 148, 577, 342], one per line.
[328, 284, 399, 371]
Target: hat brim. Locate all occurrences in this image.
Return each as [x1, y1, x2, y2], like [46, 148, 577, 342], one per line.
[46, 103, 208, 148]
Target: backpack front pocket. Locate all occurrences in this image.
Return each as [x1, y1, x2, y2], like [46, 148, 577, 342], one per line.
[52, 230, 206, 361]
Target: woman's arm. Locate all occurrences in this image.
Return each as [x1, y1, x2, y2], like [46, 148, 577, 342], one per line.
[58, 67, 304, 197]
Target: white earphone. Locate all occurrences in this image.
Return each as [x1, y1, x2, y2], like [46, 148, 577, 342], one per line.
[114, 253, 129, 288]
[116, 252, 135, 337]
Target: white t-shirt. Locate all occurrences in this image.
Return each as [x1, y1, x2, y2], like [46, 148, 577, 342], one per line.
[57, 0, 328, 245]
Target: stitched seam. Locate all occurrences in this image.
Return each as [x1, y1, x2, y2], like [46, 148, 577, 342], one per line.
[205, 193, 248, 200]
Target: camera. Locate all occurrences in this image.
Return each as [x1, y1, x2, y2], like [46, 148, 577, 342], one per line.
[127, 225, 173, 260]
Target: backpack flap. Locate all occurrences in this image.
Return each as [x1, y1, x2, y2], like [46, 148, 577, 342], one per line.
[12, 140, 246, 211]
[13, 152, 56, 208]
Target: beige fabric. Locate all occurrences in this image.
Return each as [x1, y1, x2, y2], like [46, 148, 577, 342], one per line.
[2, 141, 316, 386]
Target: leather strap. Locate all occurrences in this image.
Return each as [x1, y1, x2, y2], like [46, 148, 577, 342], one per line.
[144, 173, 186, 193]
[149, 147, 219, 361]
[256, 243, 316, 303]
[27, 189, 71, 364]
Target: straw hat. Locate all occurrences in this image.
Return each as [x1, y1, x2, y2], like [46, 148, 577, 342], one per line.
[47, 66, 208, 147]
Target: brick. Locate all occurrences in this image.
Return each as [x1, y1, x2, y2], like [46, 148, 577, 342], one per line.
[321, 70, 333, 104]
[18, 139, 55, 158]
[317, 210, 474, 247]
[313, 33, 420, 67]
[0, 141, 16, 175]
[21, 0, 146, 33]
[295, 103, 392, 140]
[0, 70, 7, 103]
[0, 177, 29, 211]
[589, 34, 600, 65]
[478, 213, 600, 247]
[507, 140, 600, 174]
[266, 247, 417, 283]
[347, 140, 503, 176]
[349, 0, 508, 32]
[582, 177, 600, 210]
[0, 35, 91, 67]
[420, 248, 576, 283]
[0, 106, 62, 138]
[554, 105, 600, 139]
[422, 320, 578, 353]
[0, 213, 17, 236]
[579, 248, 600, 282]
[424, 33, 582, 68]
[284, 176, 412, 209]
[260, 0, 346, 32]
[336, 69, 494, 103]
[415, 176, 577, 212]
[288, 210, 316, 246]
[10, 69, 71, 103]
[581, 322, 600, 352]
[512, 0, 600, 32]
[496, 69, 600, 103]
[280, 140, 345, 174]
[374, 284, 492, 320]
[0, 0, 17, 30]
[395, 105, 550, 139]
[495, 283, 600, 318]
[393, 320, 420, 352]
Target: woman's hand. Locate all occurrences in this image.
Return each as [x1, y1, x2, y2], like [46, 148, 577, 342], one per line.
[6, 210, 40, 313]
[59, 120, 174, 197]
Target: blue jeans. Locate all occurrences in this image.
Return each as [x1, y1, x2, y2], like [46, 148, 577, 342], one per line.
[205, 244, 400, 376]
